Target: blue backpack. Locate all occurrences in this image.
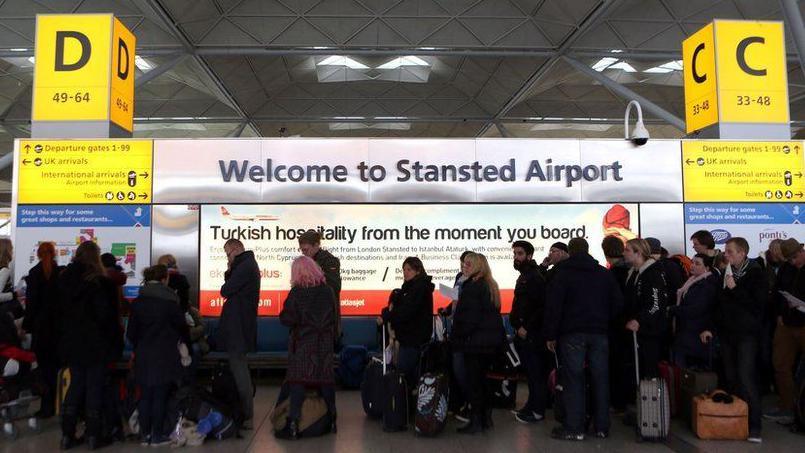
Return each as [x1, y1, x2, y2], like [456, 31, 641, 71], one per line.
[338, 345, 369, 389]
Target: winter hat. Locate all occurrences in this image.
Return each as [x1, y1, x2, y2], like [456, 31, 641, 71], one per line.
[645, 237, 662, 255]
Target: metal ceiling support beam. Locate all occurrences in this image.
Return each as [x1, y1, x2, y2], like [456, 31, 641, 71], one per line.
[138, 0, 261, 137]
[780, 0, 805, 79]
[563, 55, 686, 131]
[0, 153, 12, 172]
[494, 122, 512, 138]
[135, 53, 185, 88]
[476, 0, 623, 137]
[230, 123, 248, 137]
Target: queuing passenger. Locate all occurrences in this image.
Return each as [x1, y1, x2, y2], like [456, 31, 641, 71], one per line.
[278, 256, 338, 439]
[21, 242, 63, 419]
[437, 250, 472, 422]
[299, 230, 342, 346]
[765, 238, 805, 424]
[601, 235, 630, 413]
[452, 253, 504, 434]
[690, 230, 723, 263]
[544, 238, 623, 441]
[219, 239, 260, 429]
[508, 240, 548, 424]
[623, 238, 669, 378]
[0, 238, 18, 313]
[157, 254, 191, 309]
[645, 237, 685, 299]
[539, 242, 569, 282]
[701, 237, 766, 443]
[668, 254, 718, 368]
[126, 265, 191, 447]
[58, 241, 122, 450]
[101, 253, 127, 312]
[157, 254, 206, 380]
[379, 257, 434, 389]
[759, 239, 784, 395]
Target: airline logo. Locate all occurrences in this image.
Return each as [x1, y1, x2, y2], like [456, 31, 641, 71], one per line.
[220, 206, 279, 221]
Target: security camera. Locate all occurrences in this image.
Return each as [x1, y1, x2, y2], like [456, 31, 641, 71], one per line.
[624, 100, 650, 146]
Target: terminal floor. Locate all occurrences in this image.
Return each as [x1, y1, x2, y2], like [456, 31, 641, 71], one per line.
[2, 385, 803, 453]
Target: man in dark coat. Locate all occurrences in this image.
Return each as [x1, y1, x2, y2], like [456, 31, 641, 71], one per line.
[219, 239, 260, 429]
[299, 230, 342, 343]
[538, 241, 569, 283]
[509, 240, 548, 424]
[701, 237, 767, 443]
[544, 238, 623, 441]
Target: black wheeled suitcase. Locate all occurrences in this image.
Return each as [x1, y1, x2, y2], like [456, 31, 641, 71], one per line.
[361, 358, 384, 419]
[633, 332, 670, 442]
[382, 369, 408, 432]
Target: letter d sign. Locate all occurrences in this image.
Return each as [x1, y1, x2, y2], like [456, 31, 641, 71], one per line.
[32, 14, 136, 133]
[54, 31, 91, 71]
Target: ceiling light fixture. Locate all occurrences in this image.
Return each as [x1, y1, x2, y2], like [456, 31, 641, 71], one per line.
[377, 56, 430, 69]
[317, 56, 369, 69]
[135, 56, 153, 71]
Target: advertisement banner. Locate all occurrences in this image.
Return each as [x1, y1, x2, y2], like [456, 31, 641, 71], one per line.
[198, 203, 640, 316]
[14, 204, 151, 298]
[684, 202, 802, 257]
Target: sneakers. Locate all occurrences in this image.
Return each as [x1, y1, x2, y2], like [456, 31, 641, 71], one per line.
[455, 405, 470, 424]
[747, 436, 762, 444]
[594, 431, 609, 439]
[550, 426, 584, 441]
[138, 435, 151, 447]
[514, 411, 544, 424]
[763, 408, 794, 425]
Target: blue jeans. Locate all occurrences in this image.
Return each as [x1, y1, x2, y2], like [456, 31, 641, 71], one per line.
[397, 345, 421, 387]
[452, 351, 469, 407]
[515, 337, 547, 415]
[558, 333, 610, 434]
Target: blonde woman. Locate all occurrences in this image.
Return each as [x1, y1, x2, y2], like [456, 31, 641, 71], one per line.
[451, 252, 504, 434]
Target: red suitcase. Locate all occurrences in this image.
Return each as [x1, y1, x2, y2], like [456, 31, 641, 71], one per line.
[658, 360, 681, 417]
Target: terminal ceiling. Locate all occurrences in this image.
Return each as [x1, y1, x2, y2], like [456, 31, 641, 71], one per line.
[0, 0, 804, 151]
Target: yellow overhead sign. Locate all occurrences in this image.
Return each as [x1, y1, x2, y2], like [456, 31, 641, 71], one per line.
[683, 141, 804, 202]
[17, 140, 153, 204]
[682, 20, 789, 133]
[683, 23, 718, 133]
[32, 14, 136, 132]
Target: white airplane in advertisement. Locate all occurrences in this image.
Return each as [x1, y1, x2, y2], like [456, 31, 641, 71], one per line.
[220, 206, 279, 221]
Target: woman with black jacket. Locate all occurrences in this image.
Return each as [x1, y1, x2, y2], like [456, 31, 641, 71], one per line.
[58, 241, 123, 451]
[701, 237, 767, 443]
[623, 238, 669, 378]
[380, 257, 434, 388]
[668, 253, 719, 368]
[21, 242, 63, 419]
[127, 265, 191, 447]
[451, 253, 505, 434]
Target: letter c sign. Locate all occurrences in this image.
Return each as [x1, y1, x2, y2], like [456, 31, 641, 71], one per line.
[736, 36, 766, 76]
[692, 43, 706, 83]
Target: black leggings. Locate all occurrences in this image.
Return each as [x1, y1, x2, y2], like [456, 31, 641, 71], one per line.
[463, 353, 493, 417]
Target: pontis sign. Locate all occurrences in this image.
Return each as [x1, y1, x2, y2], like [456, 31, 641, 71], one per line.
[32, 14, 136, 132]
[17, 140, 153, 204]
[682, 20, 788, 133]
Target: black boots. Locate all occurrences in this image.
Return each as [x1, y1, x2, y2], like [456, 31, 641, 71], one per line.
[60, 436, 82, 451]
[85, 410, 109, 451]
[483, 408, 494, 429]
[457, 414, 484, 434]
[275, 418, 299, 440]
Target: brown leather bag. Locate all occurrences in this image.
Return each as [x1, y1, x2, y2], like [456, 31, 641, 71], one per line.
[691, 391, 748, 440]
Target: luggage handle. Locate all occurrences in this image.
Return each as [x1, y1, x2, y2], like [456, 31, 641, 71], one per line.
[382, 325, 387, 375]
[633, 331, 640, 388]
